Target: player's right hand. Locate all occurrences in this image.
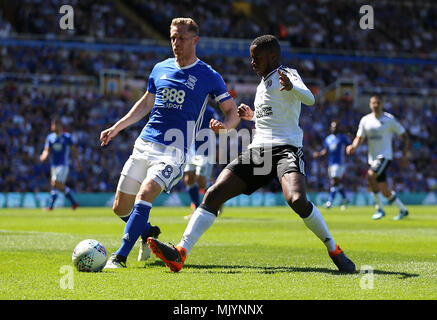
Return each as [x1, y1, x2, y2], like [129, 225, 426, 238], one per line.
[237, 104, 254, 121]
[99, 127, 118, 147]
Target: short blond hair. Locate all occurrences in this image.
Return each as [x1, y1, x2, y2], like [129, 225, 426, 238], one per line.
[170, 17, 199, 36]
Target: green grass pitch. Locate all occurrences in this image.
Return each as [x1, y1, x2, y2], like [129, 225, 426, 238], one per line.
[0, 205, 436, 300]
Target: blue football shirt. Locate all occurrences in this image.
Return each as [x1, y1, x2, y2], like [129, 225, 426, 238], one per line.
[140, 58, 231, 152]
[44, 132, 74, 166]
[323, 133, 350, 165]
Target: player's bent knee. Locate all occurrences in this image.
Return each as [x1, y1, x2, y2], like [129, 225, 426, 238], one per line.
[368, 169, 377, 178]
[54, 181, 65, 191]
[112, 190, 137, 217]
[202, 184, 226, 208]
[112, 201, 132, 217]
[184, 176, 195, 186]
[196, 176, 207, 190]
[202, 184, 217, 202]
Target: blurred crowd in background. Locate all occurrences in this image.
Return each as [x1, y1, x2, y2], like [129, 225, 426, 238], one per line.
[1, 0, 436, 195]
[2, 79, 436, 194]
[1, 45, 436, 90]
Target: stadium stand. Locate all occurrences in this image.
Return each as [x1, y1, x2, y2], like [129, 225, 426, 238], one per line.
[3, 0, 436, 55]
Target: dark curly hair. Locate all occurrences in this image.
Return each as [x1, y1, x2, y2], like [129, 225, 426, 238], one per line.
[251, 35, 280, 56]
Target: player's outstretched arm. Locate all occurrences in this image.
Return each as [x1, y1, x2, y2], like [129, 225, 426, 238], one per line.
[100, 91, 155, 146]
[39, 146, 49, 162]
[210, 98, 240, 134]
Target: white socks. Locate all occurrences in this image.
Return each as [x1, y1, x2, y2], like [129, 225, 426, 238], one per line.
[177, 203, 337, 255]
[303, 203, 337, 252]
[173, 193, 405, 263]
[178, 207, 216, 254]
[388, 191, 407, 211]
[374, 191, 408, 212]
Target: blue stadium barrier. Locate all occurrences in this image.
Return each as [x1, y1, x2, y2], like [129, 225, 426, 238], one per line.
[1, 192, 436, 208]
[1, 38, 436, 65]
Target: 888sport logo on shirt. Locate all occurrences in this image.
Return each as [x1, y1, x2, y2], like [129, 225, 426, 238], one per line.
[161, 87, 186, 109]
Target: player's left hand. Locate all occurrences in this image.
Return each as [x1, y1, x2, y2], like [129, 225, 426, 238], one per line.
[278, 69, 293, 91]
[209, 119, 227, 134]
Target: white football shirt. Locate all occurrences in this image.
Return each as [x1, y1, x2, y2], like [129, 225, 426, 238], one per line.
[356, 112, 405, 163]
[249, 66, 315, 149]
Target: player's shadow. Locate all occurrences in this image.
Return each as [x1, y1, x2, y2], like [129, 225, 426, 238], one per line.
[147, 261, 418, 279]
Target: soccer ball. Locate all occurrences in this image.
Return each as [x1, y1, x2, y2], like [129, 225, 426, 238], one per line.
[72, 239, 108, 272]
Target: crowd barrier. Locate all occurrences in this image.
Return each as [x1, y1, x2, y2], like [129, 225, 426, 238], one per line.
[1, 191, 436, 208]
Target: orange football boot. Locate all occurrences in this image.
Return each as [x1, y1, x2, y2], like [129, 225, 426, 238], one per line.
[147, 237, 187, 272]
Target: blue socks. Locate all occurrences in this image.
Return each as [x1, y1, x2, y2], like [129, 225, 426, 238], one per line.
[328, 186, 347, 203]
[187, 184, 200, 208]
[338, 186, 346, 200]
[49, 186, 77, 209]
[328, 186, 337, 203]
[115, 200, 152, 258]
[64, 186, 77, 206]
[119, 211, 152, 239]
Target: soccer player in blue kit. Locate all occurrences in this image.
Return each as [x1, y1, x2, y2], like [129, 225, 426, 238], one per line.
[100, 18, 240, 268]
[39, 118, 81, 210]
[313, 121, 350, 210]
[183, 105, 221, 218]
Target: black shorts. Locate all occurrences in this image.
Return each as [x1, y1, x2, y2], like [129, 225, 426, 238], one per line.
[225, 145, 305, 195]
[369, 156, 392, 182]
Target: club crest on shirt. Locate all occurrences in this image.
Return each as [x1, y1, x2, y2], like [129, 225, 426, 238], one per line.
[265, 79, 272, 88]
[185, 75, 197, 90]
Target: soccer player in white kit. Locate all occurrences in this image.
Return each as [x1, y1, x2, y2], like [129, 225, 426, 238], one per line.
[346, 95, 409, 220]
[148, 35, 356, 273]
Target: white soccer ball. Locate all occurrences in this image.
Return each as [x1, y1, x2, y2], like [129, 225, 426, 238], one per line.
[72, 239, 108, 272]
